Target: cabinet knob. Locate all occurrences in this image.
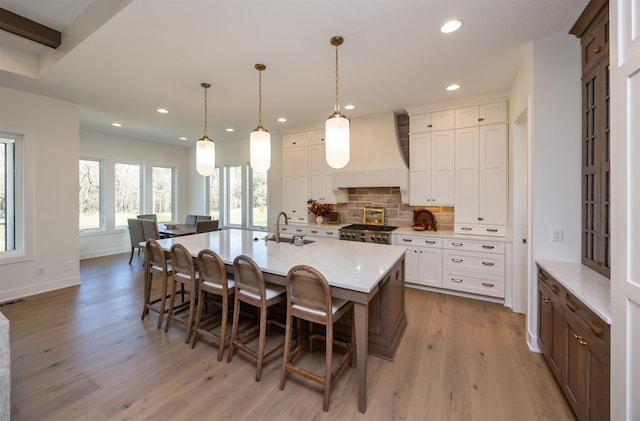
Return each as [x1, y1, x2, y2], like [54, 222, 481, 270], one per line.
[427, 124, 433, 128]
[478, 217, 484, 221]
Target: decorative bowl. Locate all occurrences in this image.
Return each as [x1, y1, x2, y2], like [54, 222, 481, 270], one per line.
[164, 222, 179, 229]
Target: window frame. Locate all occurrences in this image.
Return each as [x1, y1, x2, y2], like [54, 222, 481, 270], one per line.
[79, 158, 104, 231]
[151, 165, 175, 223]
[249, 167, 268, 230]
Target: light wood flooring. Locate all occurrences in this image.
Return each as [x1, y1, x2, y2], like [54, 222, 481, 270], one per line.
[2, 253, 576, 420]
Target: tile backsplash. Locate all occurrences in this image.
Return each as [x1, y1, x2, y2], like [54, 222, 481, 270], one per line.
[333, 187, 454, 231]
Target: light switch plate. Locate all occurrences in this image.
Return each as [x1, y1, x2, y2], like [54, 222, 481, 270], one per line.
[552, 228, 563, 242]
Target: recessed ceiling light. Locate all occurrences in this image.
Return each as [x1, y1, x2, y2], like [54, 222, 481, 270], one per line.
[277, 117, 287, 123]
[112, 123, 122, 127]
[225, 128, 234, 132]
[179, 137, 187, 141]
[344, 104, 355, 110]
[441, 20, 462, 34]
[446, 84, 460, 91]
[157, 108, 169, 114]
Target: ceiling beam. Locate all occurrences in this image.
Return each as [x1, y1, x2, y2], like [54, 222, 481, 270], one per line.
[0, 7, 61, 49]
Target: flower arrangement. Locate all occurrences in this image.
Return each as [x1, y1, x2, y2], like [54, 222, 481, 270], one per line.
[307, 199, 333, 217]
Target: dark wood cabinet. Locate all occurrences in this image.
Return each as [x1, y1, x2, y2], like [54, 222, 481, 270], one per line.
[570, 0, 610, 278]
[537, 266, 610, 420]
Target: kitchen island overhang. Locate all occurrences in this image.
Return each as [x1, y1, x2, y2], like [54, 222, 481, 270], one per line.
[156, 229, 407, 413]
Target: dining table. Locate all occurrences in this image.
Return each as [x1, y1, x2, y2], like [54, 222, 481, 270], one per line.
[158, 222, 196, 237]
[155, 228, 407, 413]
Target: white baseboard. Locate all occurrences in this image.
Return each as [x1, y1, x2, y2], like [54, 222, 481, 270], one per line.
[80, 247, 130, 260]
[0, 275, 81, 303]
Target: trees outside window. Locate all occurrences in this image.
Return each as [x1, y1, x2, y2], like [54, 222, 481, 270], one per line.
[209, 168, 220, 220]
[79, 159, 101, 230]
[227, 165, 243, 226]
[0, 135, 18, 252]
[251, 170, 267, 227]
[152, 166, 173, 222]
[115, 163, 140, 227]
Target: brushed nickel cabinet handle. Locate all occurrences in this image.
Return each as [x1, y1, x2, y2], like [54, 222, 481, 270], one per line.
[482, 245, 495, 249]
[451, 258, 463, 263]
[326, 231, 334, 235]
[425, 240, 436, 244]
[451, 278, 463, 283]
[310, 230, 318, 234]
[588, 320, 605, 336]
[482, 282, 494, 288]
[402, 238, 412, 242]
[295, 229, 303, 232]
[452, 242, 463, 247]
[461, 227, 472, 231]
[482, 262, 494, 266]
[486, 228, 498, 233]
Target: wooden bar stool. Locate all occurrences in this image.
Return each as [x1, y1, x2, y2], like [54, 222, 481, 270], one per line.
[279, 265, 355, 412]
[141, 239, 173, 329]
[227, 255, 286, 381]
[164, 243, 197, 343]
[190, 249, 235, 361]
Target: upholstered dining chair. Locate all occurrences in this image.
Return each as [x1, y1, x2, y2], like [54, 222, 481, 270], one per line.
[195, 220, 219, 233]
[141, 239, 173, 329]
[227, 255, 286, 381]
[165, 243, 198, 343]
[279, 265, 355, 412]
[190, 249, 235, 361]
[127, 218, 145, 265]
[137, 214, 157, 221]
[141, 219, 160, 241]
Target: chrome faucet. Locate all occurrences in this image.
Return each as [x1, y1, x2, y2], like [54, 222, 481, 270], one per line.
[275, 211, 289, 243]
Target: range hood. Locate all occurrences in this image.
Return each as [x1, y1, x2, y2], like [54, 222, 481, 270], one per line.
[332, 111, 409, 203]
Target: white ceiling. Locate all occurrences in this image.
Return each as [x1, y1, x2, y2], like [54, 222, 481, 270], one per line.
[0, 0, 588, 146]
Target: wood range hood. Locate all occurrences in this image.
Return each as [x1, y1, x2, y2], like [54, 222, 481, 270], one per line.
[332, 111, 409, 203]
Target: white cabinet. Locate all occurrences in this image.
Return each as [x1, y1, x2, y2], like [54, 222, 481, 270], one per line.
[306, 226, 339, 240]
[283, 130, 341, 223]
[454, 102, 508, 128]
[442, 238, 505, 298]
[454, 123, 508, 236]
[409, 130, 455, 205]
[394, 234, 443, 288]
[409, 109, 454, 133]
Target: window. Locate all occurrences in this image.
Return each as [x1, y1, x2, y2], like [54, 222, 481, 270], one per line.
[79, 159, 101, 230]
[227, 165, 243, 226]
[0, 134, 19, 252]
[152, 166, 173, 222]
[115, 163, 141, 227]
[208, 168, 220, 220]
[251, 170, 268, 228]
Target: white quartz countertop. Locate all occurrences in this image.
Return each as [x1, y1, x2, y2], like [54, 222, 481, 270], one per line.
[157, 229, 406, 293]
[393, 227, 511, 242]
[537, 260, 611, 323]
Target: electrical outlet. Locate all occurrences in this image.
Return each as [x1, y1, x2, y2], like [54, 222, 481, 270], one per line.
[552, 228, 563, 242]
[36, 266, 44, 276]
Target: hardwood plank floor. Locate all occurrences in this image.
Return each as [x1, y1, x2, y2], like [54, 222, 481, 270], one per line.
[2, 253, 576, 420]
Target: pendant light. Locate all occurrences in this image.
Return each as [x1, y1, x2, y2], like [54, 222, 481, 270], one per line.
[250, 63, 271, 172]
[325, 35, 350, 169]
[196, 82, 216, 176]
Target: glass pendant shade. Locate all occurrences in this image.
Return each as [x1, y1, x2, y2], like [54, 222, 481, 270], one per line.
[325, 112, 350, 169]
[250, 128, 271, 172]
[196, 136, 215, 176]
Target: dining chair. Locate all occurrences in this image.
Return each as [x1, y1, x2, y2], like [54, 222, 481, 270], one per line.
[227, 255, 286, 381]
[165, 243, 198, 343]
[127, 218, 145, 265]
[185, 214, 198, 226]
[190, 249, 235, 361]
[137, 214, 157, 221]
[141, 239, 173, 329]
[141, 219, 160, 241]
[196, 215, 212, 222]
[279, 265, 355, 412]
[195, 220, 219, 233]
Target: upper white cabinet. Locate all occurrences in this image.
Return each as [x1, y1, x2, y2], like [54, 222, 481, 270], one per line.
[409, 109, 454, 133]
[409, 130, 455, 205]
[283, 129, 341, 223]
[454, 123, 508, 236]
[454, 102, 508, 129]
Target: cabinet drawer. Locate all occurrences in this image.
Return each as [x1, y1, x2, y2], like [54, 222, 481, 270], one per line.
[564, 292, 610, 350]
[443, 239, 504, 254]
[444, 250, 505, 276]
[306, 227, 338, 239]
[443, 272, 505, 298]
[454, 223, 506, 237]
[538, 268, 565, 299]
[394, 235, 442, 248]
[279, 225, 307, 235]
[282, 132, 309, 148]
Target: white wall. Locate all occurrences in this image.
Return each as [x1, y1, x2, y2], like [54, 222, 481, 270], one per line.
[525, 33, 582, 349]
[0, 87, 81, 302]
[79, 129, 191, 259]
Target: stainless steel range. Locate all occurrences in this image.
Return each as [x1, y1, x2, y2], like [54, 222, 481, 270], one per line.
[339, 224, 397, 244]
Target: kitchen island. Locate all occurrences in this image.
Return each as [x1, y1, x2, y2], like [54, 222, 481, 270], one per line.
[156, 228, 407, 413]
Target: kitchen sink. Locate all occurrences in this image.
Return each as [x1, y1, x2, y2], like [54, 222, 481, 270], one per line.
[265, 236, 314, 245]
